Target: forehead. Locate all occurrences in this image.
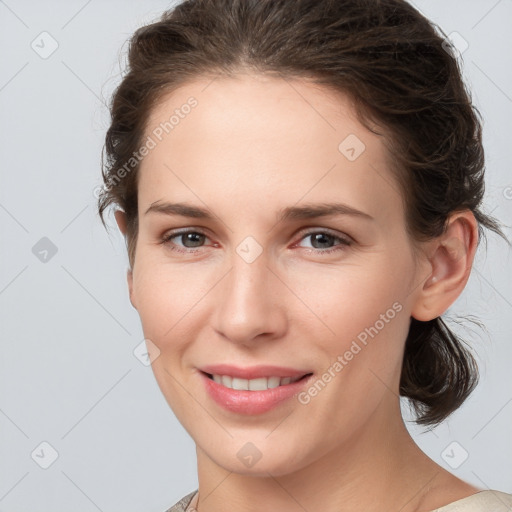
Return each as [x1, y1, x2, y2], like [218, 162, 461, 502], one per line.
[138, 74, 403, 225]
[144, 73, 372, 153]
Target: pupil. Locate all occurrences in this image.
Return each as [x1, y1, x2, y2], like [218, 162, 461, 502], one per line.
[311, 233, 333, 249]
[183, 233, 204, 247]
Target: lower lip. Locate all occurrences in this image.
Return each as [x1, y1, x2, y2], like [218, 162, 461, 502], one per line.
[200, 371, 313, 415]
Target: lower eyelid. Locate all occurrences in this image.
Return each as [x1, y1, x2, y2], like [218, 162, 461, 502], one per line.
[160, 229, 351, 252]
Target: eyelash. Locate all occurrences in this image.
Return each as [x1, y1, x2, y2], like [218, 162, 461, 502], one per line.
[159, 228, 352, 256]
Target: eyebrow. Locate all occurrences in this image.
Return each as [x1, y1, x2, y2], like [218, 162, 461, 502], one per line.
[144, 201, 374, 222]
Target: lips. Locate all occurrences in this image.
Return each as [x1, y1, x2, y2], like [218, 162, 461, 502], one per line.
[198, 364, 314, 414]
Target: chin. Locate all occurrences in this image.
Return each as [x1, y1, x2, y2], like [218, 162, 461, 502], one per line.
[202, 439, 312, 478]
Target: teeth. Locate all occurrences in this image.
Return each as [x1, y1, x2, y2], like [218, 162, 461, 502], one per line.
[232, 377, 248, 390]
[210, 374, 302, 391]
[266, 376, 281, 389]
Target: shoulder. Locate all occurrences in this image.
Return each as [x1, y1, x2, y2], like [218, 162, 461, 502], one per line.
[432, 490, 512, 511]
[163, 490, 198, 512]
[162, 489, 512, 512]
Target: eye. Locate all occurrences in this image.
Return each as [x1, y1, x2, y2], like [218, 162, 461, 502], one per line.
[295, 229, 352, 255]
[160, 227, 352, 256]
[160, 229, 213, 253]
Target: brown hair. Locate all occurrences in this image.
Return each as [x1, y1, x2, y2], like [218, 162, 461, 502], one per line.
[98, 0, 506, 426]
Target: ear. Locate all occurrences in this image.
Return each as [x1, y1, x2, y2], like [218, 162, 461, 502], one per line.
[114, 209, 137, 310]
[411, 211, 478, 321]
[114, 209, 128, 236]
[125, 267, 136, 310]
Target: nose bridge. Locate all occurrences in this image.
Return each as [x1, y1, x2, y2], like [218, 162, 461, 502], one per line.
[213, 244, 286, 343]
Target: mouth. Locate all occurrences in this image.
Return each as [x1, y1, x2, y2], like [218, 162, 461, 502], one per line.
[199, 369, 315, 415]
[201, 371, 313, 391]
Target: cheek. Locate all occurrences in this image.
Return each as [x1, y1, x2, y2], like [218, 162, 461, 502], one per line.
[131, 256, 210, 338]
[287, 255, 413, 401]
[132, 267, 169, 337]
[131, 261, 206, 415]
[288, 258, 411, 341]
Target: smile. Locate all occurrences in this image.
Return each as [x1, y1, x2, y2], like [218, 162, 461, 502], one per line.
[199, 369, 314, 415]
[207, 373, 306, 391]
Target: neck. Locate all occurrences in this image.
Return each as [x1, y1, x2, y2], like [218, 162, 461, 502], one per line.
[194, 398, 447, 512]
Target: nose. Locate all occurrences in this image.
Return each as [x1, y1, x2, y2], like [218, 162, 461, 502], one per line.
[211, 251, 288, 346]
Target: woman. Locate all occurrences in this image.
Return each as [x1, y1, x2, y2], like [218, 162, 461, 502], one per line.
[97, 0, 511, 510]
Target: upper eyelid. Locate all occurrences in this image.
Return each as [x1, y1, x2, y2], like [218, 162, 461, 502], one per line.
[162, 226, 213, 241]
[295, 226, 352, 240]
[162, 226, 352, 246]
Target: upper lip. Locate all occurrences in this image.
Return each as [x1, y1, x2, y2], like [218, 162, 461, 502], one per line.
[199, 364, 312, 380]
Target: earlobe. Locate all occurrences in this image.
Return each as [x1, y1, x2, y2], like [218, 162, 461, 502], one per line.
[127, 268, 137, 310]
[411, 211, 478, 321]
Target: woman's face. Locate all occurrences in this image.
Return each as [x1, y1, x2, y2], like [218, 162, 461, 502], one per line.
[128, 74, 430, 476]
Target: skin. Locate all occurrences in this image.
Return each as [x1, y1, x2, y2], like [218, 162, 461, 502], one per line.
[115, 74, 480, 512]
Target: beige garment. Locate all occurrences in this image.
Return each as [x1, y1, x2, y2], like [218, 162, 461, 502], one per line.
[430, 490, 512, 511]
[164, 490, 197, 512]
[165, 489, 512, 512]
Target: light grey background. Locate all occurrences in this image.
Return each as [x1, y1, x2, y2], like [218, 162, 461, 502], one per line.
[0, 1, 511, 511]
